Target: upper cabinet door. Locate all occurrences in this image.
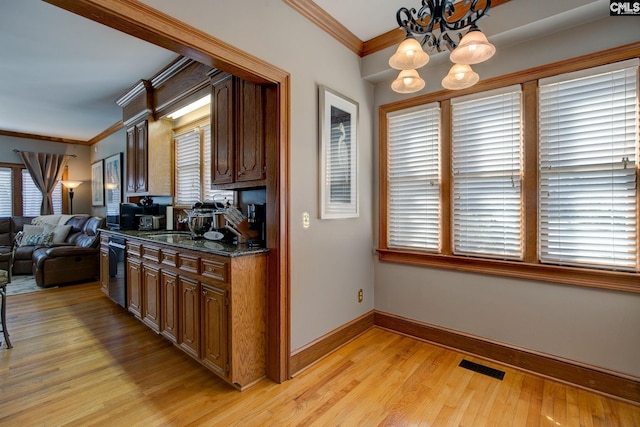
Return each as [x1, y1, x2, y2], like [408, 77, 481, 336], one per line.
[210, 73, 266, 187]
[135, 120, 148, 193]
[125, 126, 137, 194]
[235, 80, 265, 183]
[211, 75, 235, 185]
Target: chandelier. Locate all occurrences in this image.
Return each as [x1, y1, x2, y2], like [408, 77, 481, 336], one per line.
[390, 0, 495, 93]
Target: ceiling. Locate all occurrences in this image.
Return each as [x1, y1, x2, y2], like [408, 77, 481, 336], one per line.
[0, 0, 178, 142]
[0, 0, 610, 144]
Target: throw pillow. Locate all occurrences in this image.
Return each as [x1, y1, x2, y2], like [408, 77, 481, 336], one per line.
[22, 224, 45, 236]
[19, 232, 54, 247]
[44, 224, 72, 244]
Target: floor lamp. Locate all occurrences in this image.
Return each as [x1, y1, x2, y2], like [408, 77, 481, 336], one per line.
[61, 180, 82, 214]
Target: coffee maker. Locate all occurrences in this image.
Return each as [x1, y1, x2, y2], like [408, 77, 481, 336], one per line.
[247, 203, 266, 246]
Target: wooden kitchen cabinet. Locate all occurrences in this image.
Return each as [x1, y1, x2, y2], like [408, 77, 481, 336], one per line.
[107, 235, 267, 390]
[142, 264, 161, 332]
[117, 80, 173, 197]
[179, 276, 200, 359]
[201, 284, 228, 377]
[160, 270, 179, 343]
[125, 121, 147, 194]
[126, 257, 143, 318]
[210, 72, 266, 188]
[125, 118, 173, 196]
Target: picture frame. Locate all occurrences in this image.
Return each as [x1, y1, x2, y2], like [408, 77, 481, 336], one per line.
[104, 153, 122, 216]
[318, 85, 359, 219]
[91, 160, 104, 207]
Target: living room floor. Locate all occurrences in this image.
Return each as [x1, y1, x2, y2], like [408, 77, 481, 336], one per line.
[1, 283, 638, 426]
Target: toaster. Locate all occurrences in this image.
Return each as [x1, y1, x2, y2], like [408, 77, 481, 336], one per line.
[137, 214, 154, 231]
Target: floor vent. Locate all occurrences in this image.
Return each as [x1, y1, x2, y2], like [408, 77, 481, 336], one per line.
[458, 359, 505, 380]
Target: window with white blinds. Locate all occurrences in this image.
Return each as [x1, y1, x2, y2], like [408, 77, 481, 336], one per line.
[0, 168, 12, 216]
[174, 124, 233, 206]
[451, 87, 523, 259]
[387, 104, 440, 251]
[21, 170, 62, 216]
[174, 129, 202, 206]
[539, 60, 639, 271]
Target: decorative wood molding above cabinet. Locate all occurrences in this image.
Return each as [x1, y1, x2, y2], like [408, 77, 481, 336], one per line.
[116, 80, 153, 126]
[152, 57, 213, 120]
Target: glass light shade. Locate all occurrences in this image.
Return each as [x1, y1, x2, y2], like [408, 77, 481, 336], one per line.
[389, 37, 429, 70]
[61, 180, 82, 189]
[441, 64, 479, 90]
[391, 69, 426, 94]
[449, 30, 495, 65]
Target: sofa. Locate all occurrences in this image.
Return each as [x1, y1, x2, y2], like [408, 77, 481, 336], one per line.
[0, 216, 34, 275]
[0, 215, 105, 288]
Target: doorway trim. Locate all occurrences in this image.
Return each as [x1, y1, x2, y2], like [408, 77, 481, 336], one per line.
[45, 0, 291, 382]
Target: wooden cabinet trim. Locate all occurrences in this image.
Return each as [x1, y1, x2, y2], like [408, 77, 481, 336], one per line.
[201, 258, 228, 283]
[141, 245, 161, 263]
[178, 253, 201, 274]
[119, 237, 266, 389]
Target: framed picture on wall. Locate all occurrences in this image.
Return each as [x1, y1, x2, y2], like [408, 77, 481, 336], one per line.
[318, 85, 359, 219]
[104, 153, 122, 201]
[91, 160, 104, 207]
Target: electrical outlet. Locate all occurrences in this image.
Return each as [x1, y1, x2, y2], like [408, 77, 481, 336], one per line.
[358, 289, 363, 303]
[302, 212, 310, 229]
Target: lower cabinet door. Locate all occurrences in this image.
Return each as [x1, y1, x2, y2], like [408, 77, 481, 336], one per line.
[160, 270, 178, 343]
[178, 276, 200, 359]
[142, 264, 161, 332]
[201, 284, 228, 377]
[126, 258, 143, 318]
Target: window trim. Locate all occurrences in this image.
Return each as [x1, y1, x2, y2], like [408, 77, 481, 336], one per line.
[378, 42, 640, 294]
[0, 162, 69, 216]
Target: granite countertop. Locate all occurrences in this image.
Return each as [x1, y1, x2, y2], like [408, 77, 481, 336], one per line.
[103, 229, 269, 258]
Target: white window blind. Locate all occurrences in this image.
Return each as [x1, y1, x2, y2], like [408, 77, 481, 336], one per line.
[21, 170, 62, 216]
[451, 87, 523, 259]
[0, 168, 12, 216]
[539, 60, 639, 271]
[201, 124, 233, 203]
[175, 129, 202, 206]
[387, 104, 440, 251]
[175, 124, 233, 206]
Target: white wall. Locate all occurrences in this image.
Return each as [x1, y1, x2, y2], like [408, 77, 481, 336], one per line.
[0, 135, 92, 214]
[371, 14, 640, 377]
[141, 0, 376, 351]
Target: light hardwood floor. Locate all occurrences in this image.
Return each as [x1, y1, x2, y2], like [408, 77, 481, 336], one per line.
[1, 282, 638, 426]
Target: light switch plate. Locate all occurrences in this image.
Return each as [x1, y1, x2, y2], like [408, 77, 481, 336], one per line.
[302, 212, 310, 229]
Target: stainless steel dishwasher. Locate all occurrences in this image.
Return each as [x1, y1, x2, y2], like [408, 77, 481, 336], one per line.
[107, 236, 127, 308]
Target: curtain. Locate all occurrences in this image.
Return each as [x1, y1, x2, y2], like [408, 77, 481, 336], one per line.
[19, 151, 70, 215]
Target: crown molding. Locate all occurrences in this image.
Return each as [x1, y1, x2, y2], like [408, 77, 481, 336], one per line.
[286, 0, 511, 57]
[283, 0, 363, 55]
[0, 129, 90, 146]
[0, 119, 124, 147]
[88, 121, 124, 145]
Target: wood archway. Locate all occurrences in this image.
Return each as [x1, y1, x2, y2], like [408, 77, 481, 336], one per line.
[45, 0, 291, 382]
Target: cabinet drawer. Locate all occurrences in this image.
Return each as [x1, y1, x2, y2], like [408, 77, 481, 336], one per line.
[127, 241, 142, 258]
[201, 258, 228, 283]
[178, 253, 200, 274]
[142, 245, 160, 263]
[160, 248, 177, 267]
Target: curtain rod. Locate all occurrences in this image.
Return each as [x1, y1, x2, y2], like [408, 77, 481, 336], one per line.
[13, 149, 77, 158]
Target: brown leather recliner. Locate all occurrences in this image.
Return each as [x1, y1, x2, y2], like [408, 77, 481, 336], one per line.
[32, 216, 106, 288]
